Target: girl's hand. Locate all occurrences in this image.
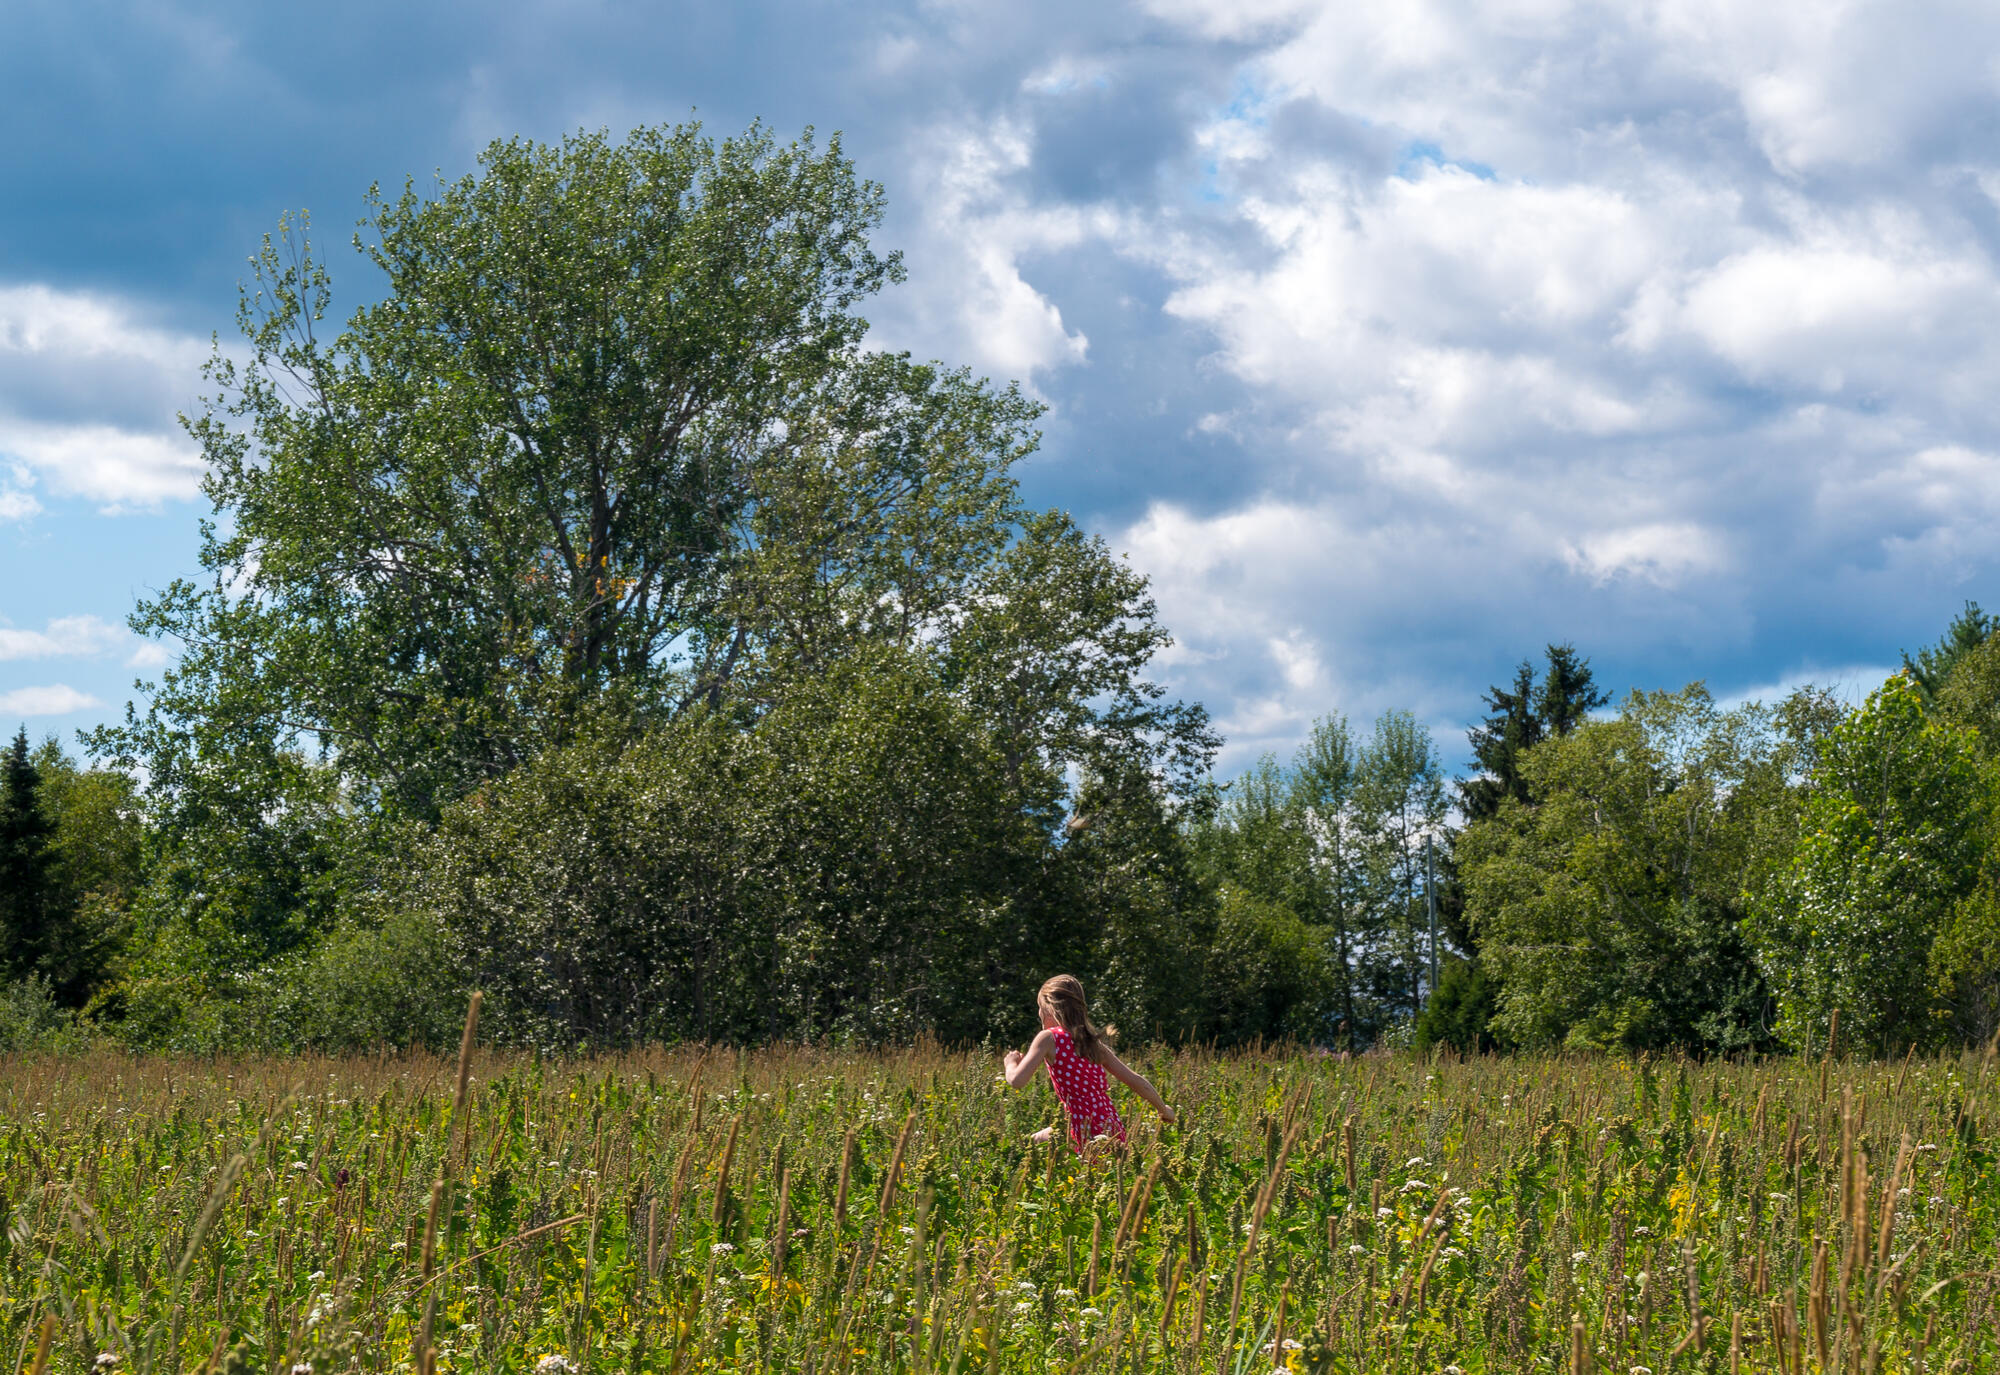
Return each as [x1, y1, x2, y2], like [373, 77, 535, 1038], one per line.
[1159, 1104, 1178, 1126]
[1003, 1049, 1023, 1071]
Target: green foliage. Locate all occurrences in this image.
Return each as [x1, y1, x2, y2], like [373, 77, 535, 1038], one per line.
[0, 727, 57, 985]
[1902, 599, 1999, 700]
[0, 733, 144, 1010]
[1750, 673, 1989, 1053]
[382, 651, 1213, 1051]
[1190, 711, 1448, 1048]
[1463, 683, 1823, 1052]
[83, 121, 1214, 1047]
[1411, 956, 1508, 1054]
[1459, 643, 1609, 824]
[1201, 889, 1337, 1044]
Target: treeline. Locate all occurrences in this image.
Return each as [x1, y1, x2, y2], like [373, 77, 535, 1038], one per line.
[1202, 616, 2000, 1058]
[5, 121, 1998, 1057]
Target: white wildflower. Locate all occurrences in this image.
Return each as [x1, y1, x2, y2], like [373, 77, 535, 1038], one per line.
[1014, 1302, 1035, 1315]
[1348, 1244, 1366, 1254]
[1441, 1246, 1466, 1259]
[710, 1242, 735, 1256]
[1377, 1207, 1395, 1219]
[535, 1358, 574, 1375]
[290, 1365, 313, 1375]
[1081, 1306, 1103, 1318]
[1571, 1251, 1588, 1263]
[1056, 1287, 1079, 1299]
[290, 1160, 309, 1172]
[95, 1357, 121, 1370]
[1406, 1156, 1425, 1168]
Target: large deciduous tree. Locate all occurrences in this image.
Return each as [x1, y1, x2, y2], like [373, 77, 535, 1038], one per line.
[94, 122, 1215, 1047]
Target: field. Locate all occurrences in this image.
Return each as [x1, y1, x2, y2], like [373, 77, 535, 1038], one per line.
[4, 1022, 1997, 1374]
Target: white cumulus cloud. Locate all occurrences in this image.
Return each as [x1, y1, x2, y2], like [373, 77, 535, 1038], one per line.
[0, 684, 104, 718]
[0, 284, 209, 509]
[0, 615, 129, 661]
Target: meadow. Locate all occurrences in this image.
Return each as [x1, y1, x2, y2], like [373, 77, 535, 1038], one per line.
[4, 1011, 1997, 1374]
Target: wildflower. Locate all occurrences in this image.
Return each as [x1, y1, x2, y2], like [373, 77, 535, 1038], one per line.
[1016, 1280, 1037, 1293]
[900, 1226, 916, 1236]
[1348, 1244, 1366, 1254]
[1445, 1366, 1466, 1375]
[1571, 1251, 1588, 1263]
[307, 1270, 326, 1283]
[95, 1357, 121, 1370]
[290, 1366, 313, 1375]
[390, 1241, 408, 1251]
[291, 1160, 309, 1172]
[1633, 1226, 1650, 1235]
[459, 1323, 477, 1333]
[1081, 1306, 1103, 1318]
[1441, 1246, 1466, 1259]
[1632, 1367, 1654, 1375]
[1056, 1287, 1079, 1299]
[1263, 1337, 1305, 1354]
[1376, 1207, 1394, 1219]
[1930, 1196, 1946, 1207]
[1014, 1302, 1035, 1315]
[1917, 1143, 1938, 1152]
[710, 1242, 736, 1256]
[1406, 1156, 1425, 1168]
[535, 1358, 575, 1375]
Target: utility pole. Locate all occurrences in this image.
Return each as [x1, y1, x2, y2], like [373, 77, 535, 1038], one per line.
[1424, 833, 1438, 1006]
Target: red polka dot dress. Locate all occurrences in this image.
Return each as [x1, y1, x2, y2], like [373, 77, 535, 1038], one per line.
[1045, 1026, 1126, 1151]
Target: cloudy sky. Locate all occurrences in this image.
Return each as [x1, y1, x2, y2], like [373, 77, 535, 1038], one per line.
[4, 0, 1995, 772]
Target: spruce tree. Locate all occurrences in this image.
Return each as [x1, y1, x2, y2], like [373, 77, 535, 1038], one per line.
[1460, 643, 1609, 822]
[1902, 601, 1998, 700]
[0, 727, 55, 982]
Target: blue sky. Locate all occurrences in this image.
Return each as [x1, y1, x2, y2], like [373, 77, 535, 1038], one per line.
[5, 0, 1997, 773]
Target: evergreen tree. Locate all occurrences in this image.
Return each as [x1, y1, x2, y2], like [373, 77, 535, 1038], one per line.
[1903, 601, 1999, 701]
[0, 728, 56, 982]
[1460, 643, 1609, 822]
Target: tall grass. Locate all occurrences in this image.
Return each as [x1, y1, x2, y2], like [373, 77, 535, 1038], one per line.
[2, 1022, 1995, 1372]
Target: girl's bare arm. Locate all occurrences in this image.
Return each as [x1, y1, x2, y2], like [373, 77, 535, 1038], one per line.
[1002, 1028, 1058, 1089]
[1103, 1049, 1177, 1123]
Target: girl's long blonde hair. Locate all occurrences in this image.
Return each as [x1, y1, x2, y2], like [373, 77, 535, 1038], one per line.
[1038, 974, 1115, 1066]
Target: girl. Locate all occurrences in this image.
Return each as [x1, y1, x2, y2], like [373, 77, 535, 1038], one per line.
[1001, 974, 1177, 1150]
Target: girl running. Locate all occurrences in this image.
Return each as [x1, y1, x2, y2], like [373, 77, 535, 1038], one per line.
[1001, 974, 1177, 1150]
